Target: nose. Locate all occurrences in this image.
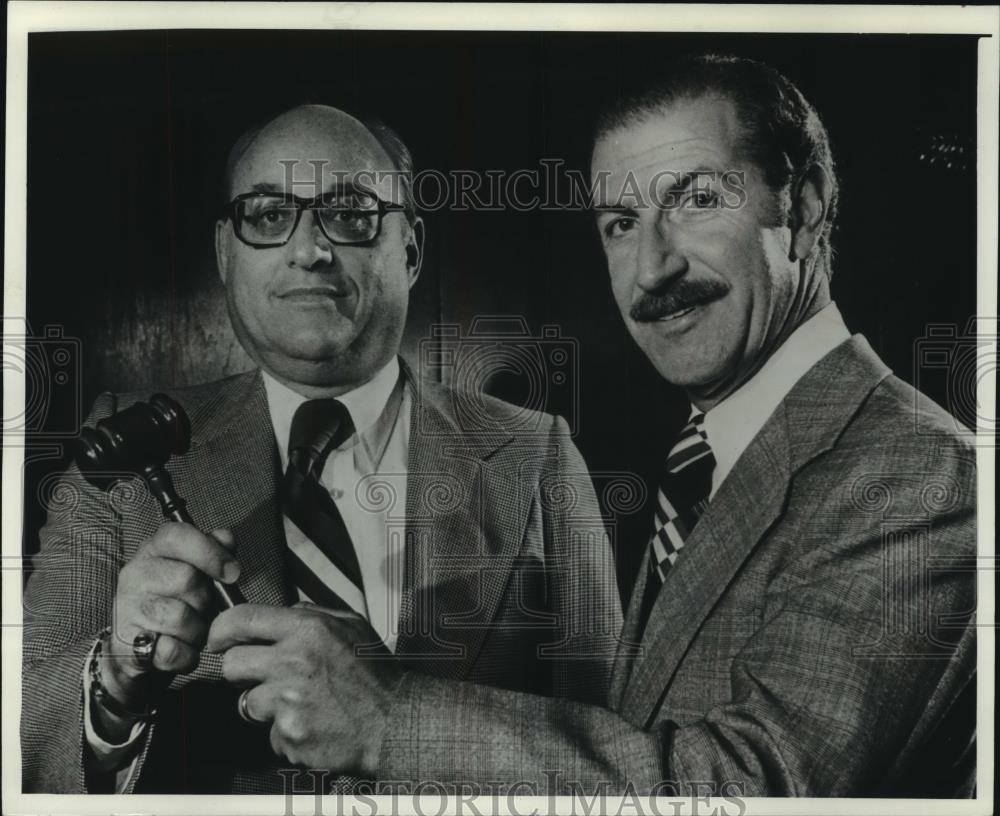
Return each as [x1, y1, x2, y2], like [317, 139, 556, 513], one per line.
[635, 216, 688, 293]
[285, 209, 335, 270]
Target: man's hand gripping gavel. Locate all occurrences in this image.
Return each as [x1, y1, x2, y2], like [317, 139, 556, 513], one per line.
[75, 394, 245, 724]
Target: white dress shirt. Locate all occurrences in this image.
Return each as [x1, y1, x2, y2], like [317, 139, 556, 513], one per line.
[264, 356, 410, 653]
[700, 302, 851, 498]
[84, 358, 411, 787]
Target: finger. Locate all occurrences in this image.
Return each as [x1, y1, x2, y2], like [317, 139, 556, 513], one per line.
[127, 558, 215, 615]
[210, 528, 236, 550]
[207, 604, 306, 653]
[152, 633, 199, 674]
[288, 604, 379, 650]
[269, 689, 311, 759]
[135, 594, 208, 647]
[315, 609, 382, 643]
[242, 683, 279, 724]
[293, 601, 364, 622]
[142, 522, 240, 585]
[221, 644, 282, 686]
[105, 627, 200, 675]
[272, 691, 310, 745]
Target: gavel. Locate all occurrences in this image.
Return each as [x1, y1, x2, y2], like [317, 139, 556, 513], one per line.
[74, 393, 246, 609]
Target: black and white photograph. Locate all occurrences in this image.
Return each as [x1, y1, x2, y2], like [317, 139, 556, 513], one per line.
[3, 3, 997, 814]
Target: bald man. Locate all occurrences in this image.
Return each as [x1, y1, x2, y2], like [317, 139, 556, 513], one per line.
[21, 105, 622, 793]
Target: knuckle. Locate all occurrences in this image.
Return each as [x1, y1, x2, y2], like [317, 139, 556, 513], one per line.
[172, 561, 200, 593]
[248, 604, 269, 629]
[151, 522, 180, 550]
[284, 652, 308, 677]
[241, 604, 258, 627]
[168, 520, 195, 538]
[119, 558, 151, 593]
[118, 558, 137, 581]
[302, 614, 329, 641]
[139, 594, 163, 621]
[286, 645, 317, 675]
[276, 709, 307, 744]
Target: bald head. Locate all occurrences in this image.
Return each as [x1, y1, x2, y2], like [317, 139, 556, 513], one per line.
[214, 103, 424, 396]
[223, 104, 415, 222]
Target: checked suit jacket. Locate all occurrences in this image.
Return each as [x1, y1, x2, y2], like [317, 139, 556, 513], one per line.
[374, 336, 978, 797]
[21, 361, 622, 793]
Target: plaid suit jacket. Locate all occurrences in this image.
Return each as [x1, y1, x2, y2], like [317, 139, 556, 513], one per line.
[376, 336, 978, 797]
[21, 362, 622, 793]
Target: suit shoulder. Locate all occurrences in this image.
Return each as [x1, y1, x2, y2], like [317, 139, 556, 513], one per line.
[840, 374, 975, 462]
[807, 374, 978, 523]
[94, 369, 260, 428]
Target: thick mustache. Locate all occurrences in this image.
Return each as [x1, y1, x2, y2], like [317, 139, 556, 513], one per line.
[629, 280, 729, 322]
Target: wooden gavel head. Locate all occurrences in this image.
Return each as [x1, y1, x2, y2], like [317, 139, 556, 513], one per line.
[73, 392, 243, 608]
[75, 393, 191, 490]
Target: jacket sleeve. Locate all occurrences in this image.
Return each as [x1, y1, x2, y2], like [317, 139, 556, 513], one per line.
[20, 392, 157, 793]
[539, 414, 623, 707]
[377, 440, 977, 796]
[663, 443, 977, 796]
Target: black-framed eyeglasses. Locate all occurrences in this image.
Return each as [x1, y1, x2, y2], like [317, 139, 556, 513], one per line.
[224, 190, 406, 248]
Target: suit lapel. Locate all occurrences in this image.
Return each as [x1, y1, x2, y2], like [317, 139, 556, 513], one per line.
[181, 370, 292, 608]
[394, 366, 526, 678]
[609, 557, 651, 708]
[620, 410, 792, 725]
[619, 336, 892, 726]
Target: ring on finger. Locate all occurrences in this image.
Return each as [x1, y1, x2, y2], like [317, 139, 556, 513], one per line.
[238, 688, 265, 724]
[132, 631, 159, 669]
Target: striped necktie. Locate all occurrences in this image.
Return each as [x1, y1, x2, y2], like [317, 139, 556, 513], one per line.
[638, 412, 716, 630]
[282, 399, 364, 612]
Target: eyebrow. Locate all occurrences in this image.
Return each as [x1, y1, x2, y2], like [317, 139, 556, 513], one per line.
[591, 168, 717, 212]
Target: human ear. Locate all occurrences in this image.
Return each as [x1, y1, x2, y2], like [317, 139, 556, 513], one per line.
[404, 216, 425, 288]
[215, 220, 230, 285]
[789, 164, 830, 262]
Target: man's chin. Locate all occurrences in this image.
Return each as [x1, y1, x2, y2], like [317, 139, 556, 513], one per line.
[253, 342, 354, 382]
[648, 350, 732, 393]
[275, 331, 357, 362]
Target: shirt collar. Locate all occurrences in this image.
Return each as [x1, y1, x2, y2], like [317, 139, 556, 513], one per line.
[263, 357, 403, 472]
[700, 302, 851, 497]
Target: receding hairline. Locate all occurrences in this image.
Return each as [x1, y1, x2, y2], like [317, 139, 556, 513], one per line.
[223, 104, 399, 198]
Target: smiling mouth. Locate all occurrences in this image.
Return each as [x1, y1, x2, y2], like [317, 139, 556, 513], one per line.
[656, 305, 698, 322]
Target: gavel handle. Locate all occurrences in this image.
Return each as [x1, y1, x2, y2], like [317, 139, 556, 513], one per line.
[143, 466, 246, 609]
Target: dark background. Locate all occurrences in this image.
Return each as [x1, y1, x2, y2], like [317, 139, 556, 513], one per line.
[23, 30, 980, 599]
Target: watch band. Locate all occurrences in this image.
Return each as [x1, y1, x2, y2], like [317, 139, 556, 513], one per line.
[88, 628, 157, 721]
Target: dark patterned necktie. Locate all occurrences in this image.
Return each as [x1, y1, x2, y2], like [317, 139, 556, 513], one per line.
[282, 399, 364, 611]
[638, 412, 716, 630]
